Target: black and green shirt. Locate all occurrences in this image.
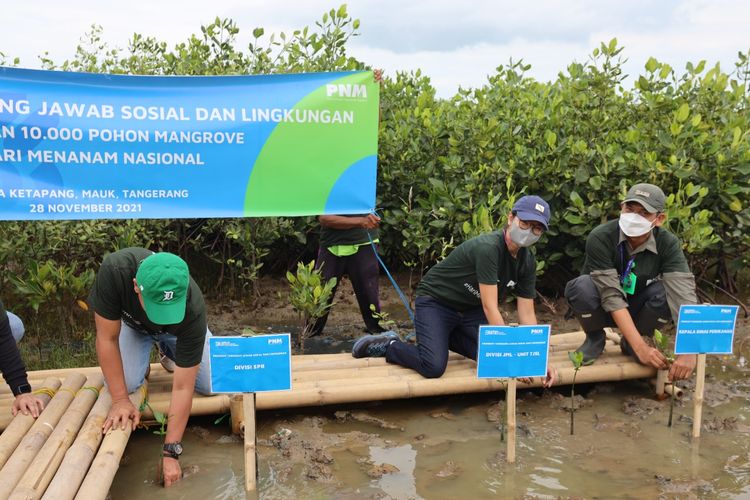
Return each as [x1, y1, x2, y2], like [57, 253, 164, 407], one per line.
[87, 247, 207, 367]
[319, 214, 379, 248]
[416, 231, 536, 311]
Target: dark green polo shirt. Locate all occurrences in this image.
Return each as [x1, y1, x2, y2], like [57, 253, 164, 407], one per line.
[87, 247, 207, 367]
[582, 219, 690, 296]
[416, 231, 536, 311]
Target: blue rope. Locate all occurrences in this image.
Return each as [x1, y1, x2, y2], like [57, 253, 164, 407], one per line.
[367, 216, 415, 325]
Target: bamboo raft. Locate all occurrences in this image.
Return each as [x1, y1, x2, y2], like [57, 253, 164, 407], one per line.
[0, 329, 662, 498]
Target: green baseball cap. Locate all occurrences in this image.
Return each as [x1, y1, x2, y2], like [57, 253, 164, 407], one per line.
[623, 183, 666, 213]
[135, 252, 189, 325]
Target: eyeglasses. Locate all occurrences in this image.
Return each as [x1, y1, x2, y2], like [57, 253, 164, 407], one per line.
[622, 202, 659, 220]
[517, 218, 545, 236]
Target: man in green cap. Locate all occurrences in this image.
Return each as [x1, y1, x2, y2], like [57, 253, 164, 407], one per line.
[88, 247, 212, 487]
[565, 183, 698, 381]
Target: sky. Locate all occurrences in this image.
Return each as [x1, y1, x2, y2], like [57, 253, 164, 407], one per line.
[1, 0, 748, 98]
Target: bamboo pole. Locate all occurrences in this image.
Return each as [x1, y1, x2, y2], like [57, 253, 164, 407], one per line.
[41, 390, 112, 500]
[0, 373, 86, 499]
[655, 370, 668, 398]
[692, 354, 707, 439]
[9, 375, 104, 500]
[243, 394, 257, 492]
[74, 383, 148, 500]
[137, 355, 654, 414]
[0, 378, 61, 469]
[506, 379, 516, 464]
[230, 395, 244, 435]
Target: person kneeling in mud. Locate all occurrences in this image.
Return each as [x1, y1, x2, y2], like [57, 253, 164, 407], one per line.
[565, 183, 697, 381]
[352, 195, 556, 387]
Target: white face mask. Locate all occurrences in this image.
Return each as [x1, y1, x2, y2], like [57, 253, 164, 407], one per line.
[508, 218, 541, 247]
[619, 212, 654, 237]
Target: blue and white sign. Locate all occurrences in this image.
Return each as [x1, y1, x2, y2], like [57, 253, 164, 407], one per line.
[477, 325, 551, 379]
[674, 304, 738, 355]
[209, 334, 292, 393]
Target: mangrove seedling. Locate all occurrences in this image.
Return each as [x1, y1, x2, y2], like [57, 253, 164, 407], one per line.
[653, 329, 677, 427]
[568, 350, 593, 435]
[287, 261, 337, 354]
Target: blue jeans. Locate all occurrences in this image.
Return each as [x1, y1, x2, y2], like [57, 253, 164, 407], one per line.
[7, 311, 24, 343]
[386, 295, 487, 378]
[119, 321, 213, 395]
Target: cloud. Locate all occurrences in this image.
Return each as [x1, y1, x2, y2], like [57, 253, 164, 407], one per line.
[1, 0, 747, 98]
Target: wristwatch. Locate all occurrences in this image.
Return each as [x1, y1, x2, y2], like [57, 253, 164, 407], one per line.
[162, 442, 183, 460]
[13, 383, 32, 396]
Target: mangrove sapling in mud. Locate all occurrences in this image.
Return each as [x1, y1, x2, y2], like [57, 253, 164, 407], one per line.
[286, 261, 337, 354]
[568, 351, 593, 435]
[140, 400, 169, 483]
[653, 329, 678, 427]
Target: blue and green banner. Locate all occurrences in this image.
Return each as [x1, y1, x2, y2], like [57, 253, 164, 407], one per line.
[0, 67, 379, 220]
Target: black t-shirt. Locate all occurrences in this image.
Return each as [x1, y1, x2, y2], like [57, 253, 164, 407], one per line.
[416, 231, 537, 311]
[87, 247, 207, 367]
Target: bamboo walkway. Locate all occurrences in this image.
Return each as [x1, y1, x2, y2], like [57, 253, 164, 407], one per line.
[0, 329, 658, 498]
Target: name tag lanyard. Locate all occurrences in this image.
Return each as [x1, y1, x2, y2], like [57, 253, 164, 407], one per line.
[619, 243, 637, 294]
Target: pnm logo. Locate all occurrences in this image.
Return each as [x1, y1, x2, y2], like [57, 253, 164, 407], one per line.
[326, 84, 367, 99]
[163, 291, 174, 301]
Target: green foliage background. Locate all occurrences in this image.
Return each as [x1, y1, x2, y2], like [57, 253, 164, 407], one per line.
[1, 6, 749, 349]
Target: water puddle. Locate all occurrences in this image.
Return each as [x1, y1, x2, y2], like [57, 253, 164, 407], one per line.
[110, 345, 750, 498]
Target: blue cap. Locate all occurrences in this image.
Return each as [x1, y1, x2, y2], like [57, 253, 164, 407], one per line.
[512, 195, 551, 229]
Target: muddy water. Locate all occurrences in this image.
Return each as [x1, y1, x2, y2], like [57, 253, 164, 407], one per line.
[111, 342, 750, 499]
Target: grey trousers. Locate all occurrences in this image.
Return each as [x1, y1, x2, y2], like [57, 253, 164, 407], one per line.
[564, 275, 671, 336]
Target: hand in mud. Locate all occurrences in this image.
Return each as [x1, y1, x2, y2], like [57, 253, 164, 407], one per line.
[635, 345, 668, 370]
[373, 68, 384, 83]
[103, 399, 139, 433]
[668, 354, 696, 381]
[162, 456, 182, 487]
[11, 393, 45, 417]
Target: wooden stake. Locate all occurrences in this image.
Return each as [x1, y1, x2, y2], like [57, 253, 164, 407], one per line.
[692, 354, 707, 439]
[243, 393, 257, 492]
[506, 379, 516, 464]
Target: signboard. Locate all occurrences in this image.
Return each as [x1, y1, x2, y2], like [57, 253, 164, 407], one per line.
[477, 325, 551, 378]
[0, 67, 379, 220]
[209, 334, 292, 393]
[674, 304, 738, 355]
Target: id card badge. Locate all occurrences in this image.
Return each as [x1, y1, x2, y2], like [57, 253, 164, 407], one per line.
[622, 272, 637, 295]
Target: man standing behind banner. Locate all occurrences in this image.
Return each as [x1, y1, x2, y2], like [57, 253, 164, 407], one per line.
[88, 248, 213, 487]
[308, 213, 386, 337]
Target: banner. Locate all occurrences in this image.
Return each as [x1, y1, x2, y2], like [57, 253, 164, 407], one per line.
[0, 67, 379, 220]
[477, 325, 551, 378]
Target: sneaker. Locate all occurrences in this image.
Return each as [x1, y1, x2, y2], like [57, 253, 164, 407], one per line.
[352, 331, 400, 358]
[158, 347, 176, 373]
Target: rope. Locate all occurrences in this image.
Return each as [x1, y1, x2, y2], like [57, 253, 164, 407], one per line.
[58, 387, 77, 397]
[79, 386, 101, 397]
[32, 387, 57, 398]
[367, 216, 416, 325]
